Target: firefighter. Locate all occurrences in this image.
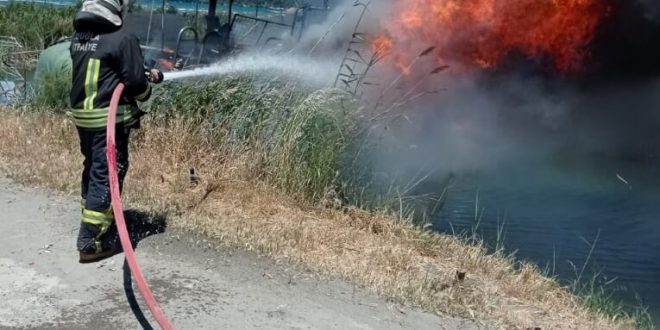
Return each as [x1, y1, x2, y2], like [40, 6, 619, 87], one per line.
[70, 0, 163, 263]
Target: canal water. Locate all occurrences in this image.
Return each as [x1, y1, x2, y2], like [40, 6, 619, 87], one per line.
[433, 155, 660, 324]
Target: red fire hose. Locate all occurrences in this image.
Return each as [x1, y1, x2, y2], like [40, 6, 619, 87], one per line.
[107, 83, 174, 330]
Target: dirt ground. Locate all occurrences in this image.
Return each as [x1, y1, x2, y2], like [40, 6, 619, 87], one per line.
[0, 179, 489, 330]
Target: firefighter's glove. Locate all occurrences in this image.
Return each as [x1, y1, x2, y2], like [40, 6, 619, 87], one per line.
[147, 68, 164, 84]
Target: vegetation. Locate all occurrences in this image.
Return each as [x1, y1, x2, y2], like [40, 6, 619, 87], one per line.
[182, 11, 230, 37]
[165, 4, 179, 14]
[566, 231, 655, 329]
[175, 0, 303, 7]
[148, 76, 361, 204]
[252, 0, 302, 7]
[577, 277, 653, 330]
[0, 3, 76, 52]
[26, 71, 431, 214]
[127, 0, 143, 13]
[32, 71, 71, 109]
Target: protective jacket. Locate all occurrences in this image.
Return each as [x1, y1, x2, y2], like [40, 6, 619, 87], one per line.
[69, 10, 151, 129]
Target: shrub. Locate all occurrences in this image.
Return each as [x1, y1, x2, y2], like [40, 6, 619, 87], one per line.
[0, 3, 77, 51]
[32, 69, 71, 110]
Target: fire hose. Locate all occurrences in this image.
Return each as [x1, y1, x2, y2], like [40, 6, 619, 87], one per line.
[107, 83, 174, 330]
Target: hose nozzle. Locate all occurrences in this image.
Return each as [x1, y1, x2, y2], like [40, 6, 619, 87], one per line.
[145, 68, 164, 84]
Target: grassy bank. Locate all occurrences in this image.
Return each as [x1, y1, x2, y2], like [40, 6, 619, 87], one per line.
[0, 71, 645, 328]
[147, 77, 361, 205]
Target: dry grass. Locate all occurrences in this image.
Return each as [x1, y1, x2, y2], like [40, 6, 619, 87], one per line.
[0, 108, 635, 330]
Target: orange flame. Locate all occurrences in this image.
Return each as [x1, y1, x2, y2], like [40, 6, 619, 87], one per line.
[372, 35, 393, 56]
[376, 0, 608, 73]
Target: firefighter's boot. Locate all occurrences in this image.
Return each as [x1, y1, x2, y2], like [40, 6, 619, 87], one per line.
[77, 221, 121, 263]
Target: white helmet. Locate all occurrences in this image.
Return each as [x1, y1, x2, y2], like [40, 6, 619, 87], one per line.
[80, 0, 126, 26]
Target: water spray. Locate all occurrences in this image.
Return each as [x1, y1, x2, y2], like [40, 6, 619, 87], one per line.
[163, 54, 337, 86]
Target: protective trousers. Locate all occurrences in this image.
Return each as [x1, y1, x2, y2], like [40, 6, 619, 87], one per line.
[76, 125, 130, 253]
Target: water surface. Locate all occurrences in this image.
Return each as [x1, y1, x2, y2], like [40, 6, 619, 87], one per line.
[433, 157, 660, 324]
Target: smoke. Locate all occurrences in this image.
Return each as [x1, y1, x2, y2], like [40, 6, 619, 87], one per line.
[587, 0, 660, 82]
[219, 0, 660, 184]
[635, 0, 660, 20]
[292, 0, 368, 57]
[297, 0, 660, 186]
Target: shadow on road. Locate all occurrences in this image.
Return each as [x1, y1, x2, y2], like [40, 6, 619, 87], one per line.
[122, 209, 168, 247]
[120, 209, 168, 330]
[123, 260, 155, 330]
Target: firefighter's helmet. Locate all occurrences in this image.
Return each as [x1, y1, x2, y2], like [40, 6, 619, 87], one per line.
[80, 0, 126, 26]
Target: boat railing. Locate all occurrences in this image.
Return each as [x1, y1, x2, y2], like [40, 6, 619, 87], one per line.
[174, 26, 199, 68]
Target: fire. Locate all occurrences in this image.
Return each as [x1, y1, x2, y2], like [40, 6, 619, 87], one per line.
[376, 0, 608, 73]
[372, 35, 393, 56]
